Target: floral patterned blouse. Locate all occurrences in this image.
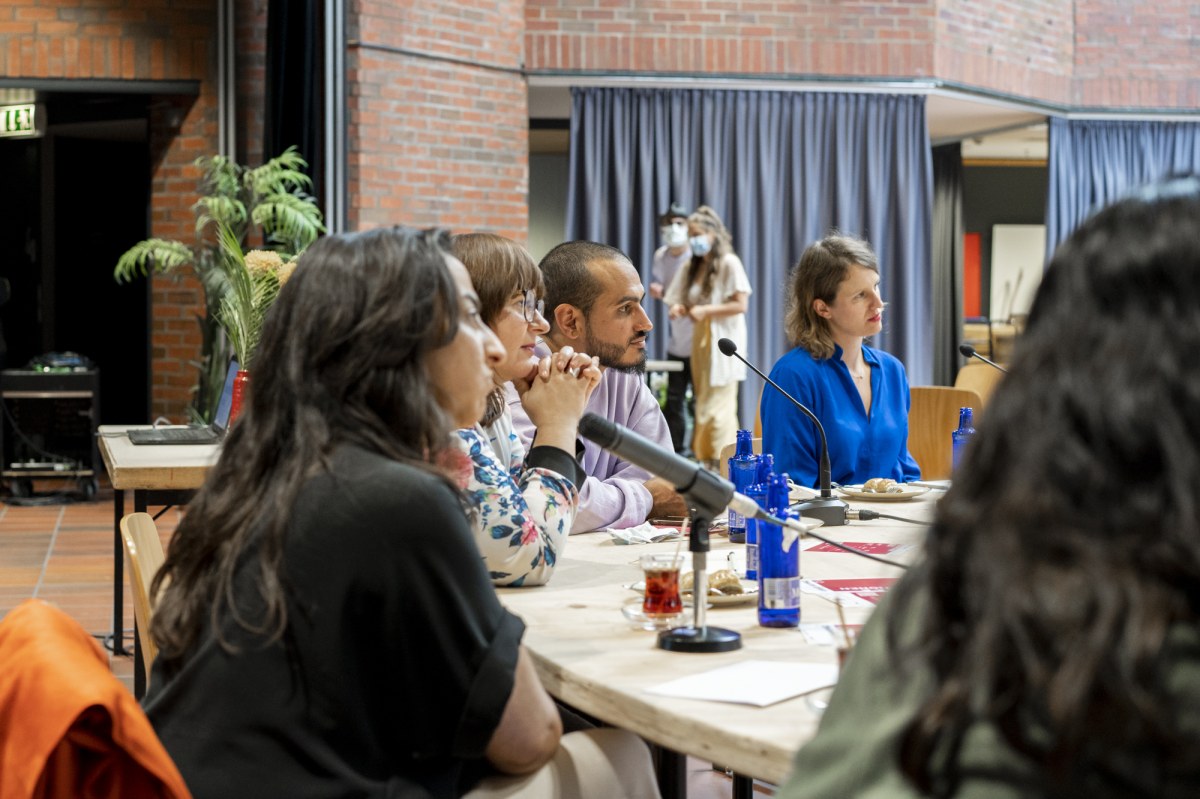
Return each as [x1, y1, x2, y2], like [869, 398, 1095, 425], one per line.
[450, 408, 583, 586]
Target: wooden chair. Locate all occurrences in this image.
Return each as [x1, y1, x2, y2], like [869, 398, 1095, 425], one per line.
[953, 361, 1004, 413]
[120, 512, 166, 699]
[908, 386, 983, 480]
[717, 437, 762, 478]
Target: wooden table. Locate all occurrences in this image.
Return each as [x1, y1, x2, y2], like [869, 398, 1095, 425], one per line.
[96, 426, 219, 674]
[498, 492, 937, 795]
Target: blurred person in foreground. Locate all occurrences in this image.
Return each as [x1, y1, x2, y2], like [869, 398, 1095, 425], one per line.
[449, 233, 600, 586]
[143, 227, 660, 799]
[777, 176, 1200, 797]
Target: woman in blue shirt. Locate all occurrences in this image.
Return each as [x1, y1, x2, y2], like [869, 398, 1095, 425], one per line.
[761, 234, 920, 487]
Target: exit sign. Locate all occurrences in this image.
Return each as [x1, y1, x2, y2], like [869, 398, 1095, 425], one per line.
[0, 104, 42, 138]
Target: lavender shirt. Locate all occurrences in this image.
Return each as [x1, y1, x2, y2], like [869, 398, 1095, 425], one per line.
[507, 344, 673, 533]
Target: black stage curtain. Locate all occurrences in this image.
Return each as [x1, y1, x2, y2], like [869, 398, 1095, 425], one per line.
[931, 142, 964, 386]
[265, 0, 323, 205]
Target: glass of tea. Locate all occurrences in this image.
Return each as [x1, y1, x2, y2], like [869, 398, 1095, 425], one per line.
[641, 553, 684, 617]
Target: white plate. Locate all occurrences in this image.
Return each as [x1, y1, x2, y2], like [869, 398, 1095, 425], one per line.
[837, 484, 930, 502]
[627, 579, 759, 607]
[684, 581, 759, 607]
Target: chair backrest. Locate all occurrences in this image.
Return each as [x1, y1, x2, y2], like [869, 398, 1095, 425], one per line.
[717, 437, 762, 478]
[120, 512, 166, 685]
[908, 386, 983, 480]
[953, 361, 1004, 412]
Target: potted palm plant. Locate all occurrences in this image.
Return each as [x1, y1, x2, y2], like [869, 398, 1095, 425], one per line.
[114, 146, 324, 422]
[211, 224, 299, 422]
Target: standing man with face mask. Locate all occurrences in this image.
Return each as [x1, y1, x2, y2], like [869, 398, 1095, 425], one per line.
[508, 240, 689, 532]
[648, 202, 695, 457]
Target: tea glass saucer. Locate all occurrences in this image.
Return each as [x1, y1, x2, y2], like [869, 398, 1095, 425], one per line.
[621, 597, 692, 631]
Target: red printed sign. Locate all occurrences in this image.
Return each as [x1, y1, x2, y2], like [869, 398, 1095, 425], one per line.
[805, 541, 900, 554]
[809, 578, 897, 605]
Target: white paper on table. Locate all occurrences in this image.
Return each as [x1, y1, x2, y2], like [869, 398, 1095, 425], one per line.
[608, 522, 684, 545]
[644, 660, 839, 707]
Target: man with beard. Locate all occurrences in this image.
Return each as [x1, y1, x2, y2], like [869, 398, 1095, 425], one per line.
[508, 240, 688, 532]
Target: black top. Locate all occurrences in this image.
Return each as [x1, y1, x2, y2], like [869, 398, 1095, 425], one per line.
[144, 445, 524, 799]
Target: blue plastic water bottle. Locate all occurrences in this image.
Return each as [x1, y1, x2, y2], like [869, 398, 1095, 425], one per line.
[727, 430, 757, 544]
[744, 453, 774, 581]
[758, 473, 800, 628]
[951, 407, 975, 471]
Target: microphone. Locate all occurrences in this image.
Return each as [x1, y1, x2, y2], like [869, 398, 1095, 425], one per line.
[579, 413, 752, 652]
[717, 338, 848, 527]
[579, 413, 825, 653]
[958, 343, 1009, 373]
[577, 413, 761, 522]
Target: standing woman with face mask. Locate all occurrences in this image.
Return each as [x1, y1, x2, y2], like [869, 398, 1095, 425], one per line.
[665, 205, 752, 469]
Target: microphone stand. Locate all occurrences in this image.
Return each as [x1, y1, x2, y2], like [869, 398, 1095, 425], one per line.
[658, 469, 742, 653]
[718, 339, 848, 526]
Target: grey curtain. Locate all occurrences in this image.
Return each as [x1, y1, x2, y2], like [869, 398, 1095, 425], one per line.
[1046, 117, 1200, 259]
[930, 143, 964, 386]
[566, 88, 934, 427]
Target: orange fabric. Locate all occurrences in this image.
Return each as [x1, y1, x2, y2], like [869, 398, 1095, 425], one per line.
[0, 600, 191, 799]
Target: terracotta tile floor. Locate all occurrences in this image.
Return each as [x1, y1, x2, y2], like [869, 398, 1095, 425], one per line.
[0, 488, 183, 693]
[0, 488, 773, 797]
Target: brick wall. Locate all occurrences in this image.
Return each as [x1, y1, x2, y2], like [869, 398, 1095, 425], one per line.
[934, 0, 1074, 104]
[0, 0, 211, 79]
[526, 0, 1200, 110]
[237, 0, 268, 168]
[1074, 0, 1200, 108]
[147, 92, 214, 419]
[350, 1, 529, 237]
[526, 0, 937, 78]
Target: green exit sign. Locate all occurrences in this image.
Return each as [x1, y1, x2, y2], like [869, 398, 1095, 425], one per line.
[0, 104, 42, 138]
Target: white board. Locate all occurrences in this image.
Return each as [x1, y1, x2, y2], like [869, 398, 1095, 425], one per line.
[990, 224, 1046, 321]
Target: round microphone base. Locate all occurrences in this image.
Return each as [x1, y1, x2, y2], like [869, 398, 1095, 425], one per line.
[657, 625, 743, 653]
[794, 496, 850, 527]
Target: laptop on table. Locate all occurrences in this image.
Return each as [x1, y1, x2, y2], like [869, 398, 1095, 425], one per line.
[128, 359, 239, 446]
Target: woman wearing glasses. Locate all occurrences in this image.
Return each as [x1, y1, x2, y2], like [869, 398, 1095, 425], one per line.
[450, 233, 600, 586]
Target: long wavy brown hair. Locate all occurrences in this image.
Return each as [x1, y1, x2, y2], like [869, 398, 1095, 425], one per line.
[151, 227, 461, 665]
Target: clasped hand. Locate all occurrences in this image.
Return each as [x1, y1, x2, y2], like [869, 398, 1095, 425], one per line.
[513, 347, 601, 453]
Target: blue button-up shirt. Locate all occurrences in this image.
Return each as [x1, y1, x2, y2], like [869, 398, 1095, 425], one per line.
[760, 344, 921, 487]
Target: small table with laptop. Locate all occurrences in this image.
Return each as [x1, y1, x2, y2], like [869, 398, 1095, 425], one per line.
[97, 358, 238, 664]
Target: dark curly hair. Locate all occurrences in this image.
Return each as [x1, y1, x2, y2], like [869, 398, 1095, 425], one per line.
[893, 176, 1200, 795]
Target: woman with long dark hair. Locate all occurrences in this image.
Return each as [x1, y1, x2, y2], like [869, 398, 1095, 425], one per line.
[777, 178, 1200, 796]
[144, 228, 659, 799]
[665, 205, 752, 467]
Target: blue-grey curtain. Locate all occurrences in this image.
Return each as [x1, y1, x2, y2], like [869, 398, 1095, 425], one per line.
[566, 88, 934, 427]
[1046, 117, 1200, 260]
[931, 143, 964, 386]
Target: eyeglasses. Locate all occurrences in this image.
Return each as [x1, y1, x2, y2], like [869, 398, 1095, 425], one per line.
[522, 289, 545, 323]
